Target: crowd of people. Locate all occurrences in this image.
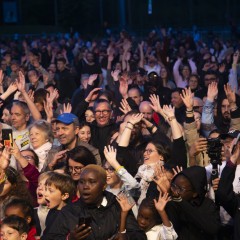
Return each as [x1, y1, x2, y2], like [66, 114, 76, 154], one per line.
[0, 27, 239, 240]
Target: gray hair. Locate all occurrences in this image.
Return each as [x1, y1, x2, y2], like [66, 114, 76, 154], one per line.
[12, 101, 30, 115]
[29, 120, 54, 143]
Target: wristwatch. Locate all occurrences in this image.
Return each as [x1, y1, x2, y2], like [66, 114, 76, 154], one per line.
[168, 116, 176, 121]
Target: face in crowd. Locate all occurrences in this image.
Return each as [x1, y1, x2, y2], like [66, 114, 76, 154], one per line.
[56, 122, 79, 147]
[78, 168, 106, 206]
[11, 105, 29, 131]
[94, 102, 112, 127]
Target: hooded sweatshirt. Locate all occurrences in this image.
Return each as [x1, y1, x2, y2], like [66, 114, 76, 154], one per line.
[167, 166, 221, 240]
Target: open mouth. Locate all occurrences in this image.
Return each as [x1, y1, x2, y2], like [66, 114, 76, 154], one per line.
[37, 193, 43, 199]
[45, 198, 50, 207]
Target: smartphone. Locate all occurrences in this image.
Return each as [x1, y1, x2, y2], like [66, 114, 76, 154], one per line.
[2, 129, 13, 147]
[231, 133, 240, 155]
[78, 217, 92, 227]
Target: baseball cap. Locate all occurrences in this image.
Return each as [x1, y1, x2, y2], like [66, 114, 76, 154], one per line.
[137, 68, 147, 77]
[220, 129, 240, 139]
[56, 113, 78, 125]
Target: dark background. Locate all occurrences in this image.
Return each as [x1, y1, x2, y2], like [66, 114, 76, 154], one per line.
[0, 0, 239, 35]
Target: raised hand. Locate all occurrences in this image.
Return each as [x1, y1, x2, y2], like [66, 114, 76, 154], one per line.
[85, 88, 102, 103]
[189, 138, 208, 157]
[172, 166, 183, 177]
[218, 63, 226, 73]
[149, 94, 165, 117]
[154, 192, 171, 212]
[60, 103, 72, 114]
[153, 165, 171, 193]
[224, 83, 236, 105]
[162, 105, 175, 118]
[28, 90, 35, 102]
[0, 147, 11, 171]
[116, 192, 135, 213]
[119, 99, 132, 114]
[180, 88, 194, 110]
[104, 145, 117, 164]
[111, 70, 121, 82]
[6, 82, 18, 94]
[207, 82, 218, 102]
[43, 100, 53, 123]
[46, 89, 59, 105]
[88, 74, 98, 85]
[16, 71, 26, 93]
[127, 113, 144, 125]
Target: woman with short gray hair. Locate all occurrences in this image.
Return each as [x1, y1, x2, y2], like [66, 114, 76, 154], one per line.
[29, 120, 53, 171]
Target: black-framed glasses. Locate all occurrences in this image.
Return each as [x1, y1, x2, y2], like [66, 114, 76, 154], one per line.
[204, 77, 216, 81]
[103, 166, 115, 173]
[94, 110, 111, 116]
[170, 182, 193, 194]
[144, 149, 157, 154]
[68, 166, 83, 173]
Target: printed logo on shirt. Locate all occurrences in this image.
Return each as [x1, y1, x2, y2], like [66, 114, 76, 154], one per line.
[21, 139, 30, 148]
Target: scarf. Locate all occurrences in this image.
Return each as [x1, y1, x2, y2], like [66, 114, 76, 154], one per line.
[32, 142, 52, 172]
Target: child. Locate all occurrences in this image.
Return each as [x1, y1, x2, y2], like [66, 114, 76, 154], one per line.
[34, 172, 53, 238]
[117, 193, 178, 240]
[3, 199, 36, 240]
[1, 215, 29, 240]
[41, 172, 76, 239]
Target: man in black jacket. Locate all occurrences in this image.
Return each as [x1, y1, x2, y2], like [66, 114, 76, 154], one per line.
[44, 165, 147, 240]
[55, 58, 76, 103]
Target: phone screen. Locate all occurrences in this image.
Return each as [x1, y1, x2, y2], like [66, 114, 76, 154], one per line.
[2, 129, 13, 147]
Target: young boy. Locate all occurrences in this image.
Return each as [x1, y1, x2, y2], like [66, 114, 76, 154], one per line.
[1, 215, 29, 240]
[41, 172, 76, 240]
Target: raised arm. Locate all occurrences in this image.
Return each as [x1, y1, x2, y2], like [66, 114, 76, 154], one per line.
[16, 71, 41, 120]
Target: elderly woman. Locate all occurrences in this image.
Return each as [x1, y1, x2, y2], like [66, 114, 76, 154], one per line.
[29, 120, 53, 172]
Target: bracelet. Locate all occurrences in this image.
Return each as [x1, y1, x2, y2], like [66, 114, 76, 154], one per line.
[168, 116, 176, 121]
[115, 166, 124, 172]
[125, 126, 133, 130]
[186, 109, 193, 113]
[127, 122, 134, 126]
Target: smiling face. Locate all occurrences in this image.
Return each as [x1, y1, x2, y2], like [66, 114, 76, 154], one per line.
[85, 109, 95, 123]
[94, 102, 112, 127]
[68, 158, 84, 181]
[143, 143, 163, 164]
[30, 126, 47, 149]
[78, 169, 105, 206]
[56, 122, 78, 148]
[104, 162, 121, 188]
[78, 125, 91, 143]
[44, 183, 66, 210]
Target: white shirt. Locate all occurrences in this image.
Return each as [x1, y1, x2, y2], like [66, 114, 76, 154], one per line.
[146, 224, 178, 240]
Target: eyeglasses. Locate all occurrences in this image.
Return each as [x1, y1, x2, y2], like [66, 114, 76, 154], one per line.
[171, 182, 193, 194]
[23, 155, 35, 161]
[68, 166, 83, 173]
[103, 166, 115, 173]
[144, 149, 157, 154]
[94, 110, 111, 116]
